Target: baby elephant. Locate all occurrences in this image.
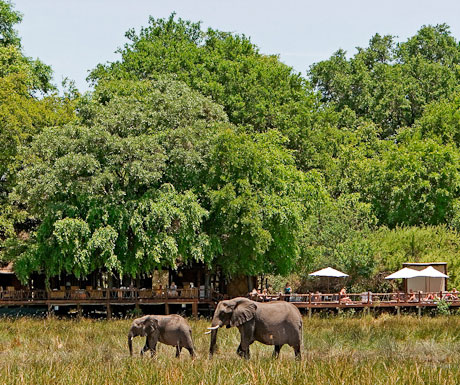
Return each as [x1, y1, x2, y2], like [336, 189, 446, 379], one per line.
[128, 314, 195, 358]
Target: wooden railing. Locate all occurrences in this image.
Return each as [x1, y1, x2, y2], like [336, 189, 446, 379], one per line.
[1, 289, 458, 305]
[250, 291, 460, 305]
[0, 287, 213, 302]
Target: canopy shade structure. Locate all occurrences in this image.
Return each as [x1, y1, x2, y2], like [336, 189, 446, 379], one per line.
[384, 267, 420, 280]
[309, 267, 349, 278]
[417, 266, 449, 278]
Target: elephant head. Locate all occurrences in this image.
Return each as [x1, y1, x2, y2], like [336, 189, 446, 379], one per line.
[128, 315, 159, 356]
[207, 297, 257, 357]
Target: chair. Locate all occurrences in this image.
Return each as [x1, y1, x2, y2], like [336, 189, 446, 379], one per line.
[49, 290, 66, 299]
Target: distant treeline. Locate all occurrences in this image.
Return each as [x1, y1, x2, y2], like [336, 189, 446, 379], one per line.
[2, 2, 460, 290]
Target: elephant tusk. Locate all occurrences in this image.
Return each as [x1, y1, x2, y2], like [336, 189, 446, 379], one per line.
[204, 331, 212, 335]
[207, 326, 220, 330]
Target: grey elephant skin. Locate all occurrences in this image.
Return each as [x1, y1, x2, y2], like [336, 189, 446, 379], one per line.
[207, 297, 303, 359]
[128, 314, 195, 358]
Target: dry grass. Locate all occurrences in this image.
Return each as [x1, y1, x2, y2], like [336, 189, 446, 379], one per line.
[1, 315, 460, 384]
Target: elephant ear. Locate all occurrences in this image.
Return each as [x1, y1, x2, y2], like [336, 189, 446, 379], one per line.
[230, 299, 257, 327]
[143, 316, 159, 335]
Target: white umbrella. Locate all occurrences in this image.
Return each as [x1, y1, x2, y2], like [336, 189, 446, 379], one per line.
[309, 267, 348, 292]
[384, 267, 420, 280]
[417, 266, 448, 292]
[416, 266, 449, 278]
[309, 267, 349, 278]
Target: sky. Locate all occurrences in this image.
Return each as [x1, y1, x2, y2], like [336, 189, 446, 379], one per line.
[12, 0, 460, 93]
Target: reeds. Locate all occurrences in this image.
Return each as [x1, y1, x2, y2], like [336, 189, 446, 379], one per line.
[1, 315, 459, 384]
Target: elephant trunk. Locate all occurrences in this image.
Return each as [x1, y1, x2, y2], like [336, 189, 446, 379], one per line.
[128, 332, 134, 356]
[208, 317, 222, 357]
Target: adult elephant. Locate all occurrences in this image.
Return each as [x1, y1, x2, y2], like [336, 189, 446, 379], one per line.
[206, 297, 302, 359]
[128, 314, 195, 358]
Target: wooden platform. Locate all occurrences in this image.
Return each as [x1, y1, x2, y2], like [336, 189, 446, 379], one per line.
[0, 289, 458, 317]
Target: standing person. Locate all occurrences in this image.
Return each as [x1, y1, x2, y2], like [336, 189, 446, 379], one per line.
[284, 283, 292, 302]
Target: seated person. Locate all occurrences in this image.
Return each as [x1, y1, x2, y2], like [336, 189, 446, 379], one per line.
[169, 281, 178, 296]
[249, 288, 259, 300]
[423, 292, 439, 301]
[312, 291, 322, 302]
[339, 287, 352, 303]
[259, 288, 269, 301]
[408, 289, 417, 302]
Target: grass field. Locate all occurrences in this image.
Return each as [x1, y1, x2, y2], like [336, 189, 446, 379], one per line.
[1, 315, 460, 384]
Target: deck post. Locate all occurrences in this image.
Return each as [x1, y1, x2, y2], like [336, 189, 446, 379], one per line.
[308, 307, 312, 319]
[417, 306, 422, 317]
[165, 302, 170, 315]
[192, 301, 198, 318]
[77, 303, 82, 318]
[396, 306, 400, 316]
[47, 303, 53, 317]
[106, 303, 112, 320]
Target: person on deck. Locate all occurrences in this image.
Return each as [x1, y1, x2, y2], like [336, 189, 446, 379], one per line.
[339, 287, 352, 303]
[284, 283, 292, 302]
[169, 281, 178, 296]
[408, 289, 417, 302]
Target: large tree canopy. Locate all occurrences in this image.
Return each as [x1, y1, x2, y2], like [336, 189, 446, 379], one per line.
[0, 1, 75, 263]
[12, 78, 322, 281]
[89, 14, 317, 155]
[309, 24, 460, 138]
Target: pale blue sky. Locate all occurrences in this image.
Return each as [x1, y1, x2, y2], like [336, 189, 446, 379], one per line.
[12, 0, 460, 92]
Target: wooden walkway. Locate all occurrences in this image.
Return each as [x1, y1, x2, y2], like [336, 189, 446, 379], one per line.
[0, 289, 458, 317]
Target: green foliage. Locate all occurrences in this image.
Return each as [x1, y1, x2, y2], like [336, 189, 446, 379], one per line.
[310, 24, 460, 138]
[298, 194, 377, 289]
[364, 138, 460, 226]
[414, 93, 460, 145]
[0, 1, 75, 263]
[11, 77, 320, 280]
[89, 14, 316, 141]
[6, 7, 460, 290]
[11, 79, 217, 280]
[0, 0, 21, 47]
[205, 129, 324, 275]
[436, 299, 450, 315]
[370, 225, 460, 289]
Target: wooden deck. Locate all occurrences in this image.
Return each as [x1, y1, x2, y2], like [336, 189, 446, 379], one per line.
[0, 289, 458, 317]
[254, 291, 460, 316]
[0, 288, 221, 318]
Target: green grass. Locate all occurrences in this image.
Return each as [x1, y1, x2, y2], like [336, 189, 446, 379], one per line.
[1, 315, 460, 384]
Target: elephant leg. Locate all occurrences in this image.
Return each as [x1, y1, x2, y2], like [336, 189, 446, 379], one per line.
[236, 344, 244, 357]
[140, 337, 149, 356]
[273, 345, 282, 358]
[147, 334, 158, 358]
[293, 345, 301, 360]
[186, 346, 195, 358]
[175, 345, 182, 358]
[238, 322, 255, 360]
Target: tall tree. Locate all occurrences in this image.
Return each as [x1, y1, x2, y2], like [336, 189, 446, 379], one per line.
[310, 25, 460, 138]
[0, 1, 75, 263]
